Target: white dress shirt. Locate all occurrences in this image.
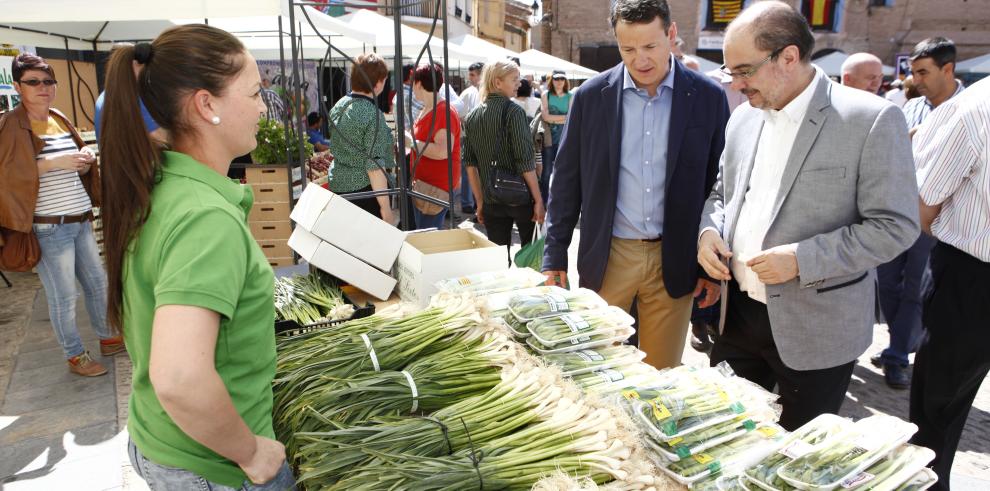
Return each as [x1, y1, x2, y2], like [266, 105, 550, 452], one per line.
[460, 85, 480, 117]
[915, 76, 990, 262]
[730, 71, 822, 303]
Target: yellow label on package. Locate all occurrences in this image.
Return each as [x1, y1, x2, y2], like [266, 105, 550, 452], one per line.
[667, 436, 684, 446]
[693, 453, 715, 465]
[758, 426, 779, 438]
[717, 389, 730, 402]
[622, 389, 640, 400]
[650, 399, 673, 420]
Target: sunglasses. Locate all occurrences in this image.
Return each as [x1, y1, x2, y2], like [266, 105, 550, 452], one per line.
[18, 79, 58, 87]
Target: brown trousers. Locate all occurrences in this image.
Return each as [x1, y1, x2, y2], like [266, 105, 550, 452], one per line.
[597, 238, 693, 369]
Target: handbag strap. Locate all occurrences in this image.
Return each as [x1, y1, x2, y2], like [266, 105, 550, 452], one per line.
[490, 99, 513, 170]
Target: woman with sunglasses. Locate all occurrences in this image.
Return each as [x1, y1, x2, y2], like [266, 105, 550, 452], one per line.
[0, 53, 124, 377]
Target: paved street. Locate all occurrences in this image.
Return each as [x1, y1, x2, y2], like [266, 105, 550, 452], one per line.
[1, 230, 988, 489]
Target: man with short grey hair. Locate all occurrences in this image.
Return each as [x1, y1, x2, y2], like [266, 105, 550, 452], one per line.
[841, 52, 883, 94]
[698, 1, 919, 429]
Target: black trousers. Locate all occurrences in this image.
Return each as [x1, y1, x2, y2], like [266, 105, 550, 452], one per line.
[711, 280, 856, 431]
[910, 242, 990, 490]
[483, 202, 536, 265]
[349, 185, 385, 220]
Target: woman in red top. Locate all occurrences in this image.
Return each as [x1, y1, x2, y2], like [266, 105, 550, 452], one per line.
[406, 63, 461, 229]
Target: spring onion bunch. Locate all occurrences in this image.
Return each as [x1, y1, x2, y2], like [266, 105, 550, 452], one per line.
[508, 287, 608, 322]
[526, 326, 636, 355]
[571, 362, 662, 395]
[745, 414, 851, 490]
[274, 273, 353, 325]
[291, 365, 577, 486]
[273, 295, 485, 421]
[851, 445, 934, 491]
[276, 333, 514, 443]
[328, 397, 642, 490]
[527, 307, 635, 346]
[777, 415, 917, 489]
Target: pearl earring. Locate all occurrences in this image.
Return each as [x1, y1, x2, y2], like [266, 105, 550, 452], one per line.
[211, 116, 221, 125]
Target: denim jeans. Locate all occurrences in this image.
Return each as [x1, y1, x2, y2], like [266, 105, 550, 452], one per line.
[128, 440, 296, 491]
[540, 144, 559, 206]
[413, 207, 449, 230]
[459, 162, 474, 209]
[877, 233, 936, 366]
[33, 220, 111, 359]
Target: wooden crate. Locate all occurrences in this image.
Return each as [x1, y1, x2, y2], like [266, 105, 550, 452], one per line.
[245, 166, 289, 184]
[249, 182, 290, 203]
[249, 220, 293, 241]
[257, 239, 293, 259]
[248, 201, 291, 222]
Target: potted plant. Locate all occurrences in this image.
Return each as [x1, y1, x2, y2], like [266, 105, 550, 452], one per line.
[251, 118, 314, 165]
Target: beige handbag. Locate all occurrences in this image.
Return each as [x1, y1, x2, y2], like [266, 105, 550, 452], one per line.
[411, 179, 449, 216]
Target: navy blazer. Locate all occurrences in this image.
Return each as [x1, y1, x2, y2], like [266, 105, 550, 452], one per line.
[543, 60, 730, 298]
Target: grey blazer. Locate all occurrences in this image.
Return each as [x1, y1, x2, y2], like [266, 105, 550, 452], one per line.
[700, 71, 920, 371]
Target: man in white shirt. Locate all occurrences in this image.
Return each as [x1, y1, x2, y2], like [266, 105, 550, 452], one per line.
[697, 1, 918, 430]
[910, 76, 990, 489]
[457, 62, 484, 214]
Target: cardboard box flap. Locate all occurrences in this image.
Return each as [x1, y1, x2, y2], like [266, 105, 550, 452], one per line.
[287, 227, 321, 262]
[290, 184, 332, 230]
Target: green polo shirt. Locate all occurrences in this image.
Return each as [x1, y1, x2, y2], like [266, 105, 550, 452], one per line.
[123, 151, 277, 487]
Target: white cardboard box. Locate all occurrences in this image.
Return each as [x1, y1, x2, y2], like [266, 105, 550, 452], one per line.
[288, 227, 397, 300]
[290, 185, 405, 272]
[396, 229, 508, 307]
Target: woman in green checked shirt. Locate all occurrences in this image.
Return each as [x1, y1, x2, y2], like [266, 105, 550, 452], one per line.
[462, 60, 545, 255]
[327, 53, 395, 223]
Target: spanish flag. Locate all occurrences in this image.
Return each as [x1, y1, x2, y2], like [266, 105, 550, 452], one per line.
[804, 0, 836, 28]
[712, 0, 744, 24]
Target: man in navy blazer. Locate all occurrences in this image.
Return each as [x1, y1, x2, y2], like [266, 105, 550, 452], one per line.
[543, 0, 729, 369]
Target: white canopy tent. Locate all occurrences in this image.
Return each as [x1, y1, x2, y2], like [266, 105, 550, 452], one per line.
[339, 10, 485, 64]
[812, 51, 895, 77]
[0, 0, 284, 23]
[518, 49, 598, 80]
[956, 53, 990, 74]
[449, 33, 519, 62]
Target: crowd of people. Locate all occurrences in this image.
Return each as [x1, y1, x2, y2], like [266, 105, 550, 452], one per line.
[0, 0, 987, 489]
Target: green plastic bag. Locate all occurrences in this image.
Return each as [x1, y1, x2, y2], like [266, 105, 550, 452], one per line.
[514, 226, 545, 270]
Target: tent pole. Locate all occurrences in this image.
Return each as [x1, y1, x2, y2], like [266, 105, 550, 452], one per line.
[63, 37, 78, 127]
[393, 0, 410, 230]
[278, 15, 292, 168]
[442, 0, 455, 228]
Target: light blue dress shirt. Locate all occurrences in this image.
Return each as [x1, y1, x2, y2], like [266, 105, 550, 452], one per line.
[612, 58, 675, 239]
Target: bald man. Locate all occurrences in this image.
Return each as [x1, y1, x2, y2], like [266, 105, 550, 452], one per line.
[841, 52, 884, 94]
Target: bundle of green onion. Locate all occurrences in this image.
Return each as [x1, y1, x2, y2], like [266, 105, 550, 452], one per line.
[527, 306, 635, 346]
[507, 287, 608, 322]
[777, 415, 917, 490]
[434, 268, 548, 295]
[542, 344, 646, 376]
[851, 444, 935, 491]
[653, 417, 758, 461]
[275, 333, 513, 442]
[526, 325, 636, 355]
[569, 362, 661, 394]
[274, 273, 353, 325]
[745, 413, 851, 490]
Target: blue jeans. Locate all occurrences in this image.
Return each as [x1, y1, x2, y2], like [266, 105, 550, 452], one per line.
[459, 162, 474, 209]
[33, 220, 111, 359]
[540, 144, 559, 206]
[128, 439, 296, 491]
[413, 207, 449, 230]
[877, 234, 936, 366]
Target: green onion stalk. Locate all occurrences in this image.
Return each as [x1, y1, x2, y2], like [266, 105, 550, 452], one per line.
[777, 416, 916, 488]
[273, 295, 485, 420]
[291, 365, 574, 487]
[275, 333, 514, 445]
[274, 273, 353, 325]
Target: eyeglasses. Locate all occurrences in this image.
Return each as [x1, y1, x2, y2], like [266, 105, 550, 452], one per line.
[719, 48, 784, 80]
[18, 79, 58, 87]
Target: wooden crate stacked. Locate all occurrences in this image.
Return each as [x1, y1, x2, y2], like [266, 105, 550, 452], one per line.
[245, 166, 296, 268]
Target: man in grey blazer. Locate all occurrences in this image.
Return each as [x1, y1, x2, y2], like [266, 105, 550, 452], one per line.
[697, 1, 919, 430]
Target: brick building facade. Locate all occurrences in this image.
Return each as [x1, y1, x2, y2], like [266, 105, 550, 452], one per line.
[537, 0, 990, 73]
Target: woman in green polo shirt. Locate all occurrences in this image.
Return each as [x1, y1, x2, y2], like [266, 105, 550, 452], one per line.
[98, 26, 294, 490]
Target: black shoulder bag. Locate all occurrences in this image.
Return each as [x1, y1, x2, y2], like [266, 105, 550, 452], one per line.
[488, 100, 533, 206]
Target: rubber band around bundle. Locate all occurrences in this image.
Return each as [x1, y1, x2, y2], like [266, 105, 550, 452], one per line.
[460, 417, 485, 490]
[402, 370, 419, 413]
[359, 333, 380, 371]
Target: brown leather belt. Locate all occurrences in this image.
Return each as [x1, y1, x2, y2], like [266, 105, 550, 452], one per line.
[33, 211, 93, 224]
